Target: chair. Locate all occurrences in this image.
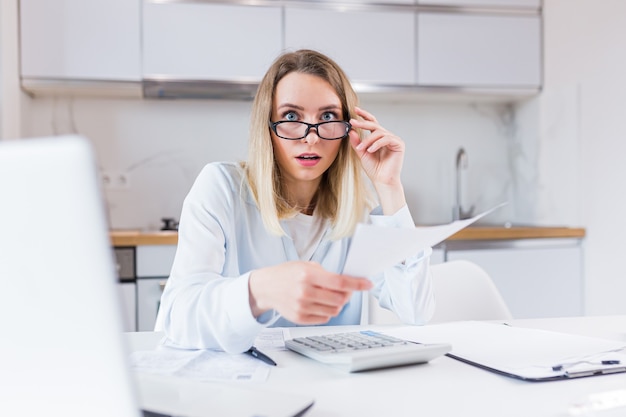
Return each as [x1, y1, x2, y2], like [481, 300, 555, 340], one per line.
[367, 260, 513, 325]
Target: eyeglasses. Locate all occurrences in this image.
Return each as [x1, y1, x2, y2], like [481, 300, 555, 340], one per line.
[269, 120, 351, 140]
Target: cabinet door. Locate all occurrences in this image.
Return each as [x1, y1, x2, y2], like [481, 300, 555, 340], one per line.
[137, 278, 167, 331]
[416, 0, 541, 8]
[285, 7, 416, 85]
[20, 0, 141, 80]
[143, 3, 282, 80]
[446, 241, 583, 319]
[136, 245, 177, 278]
[343, 0, 414, 3]
[431, 247, 446, 265]
[136, 245, 176, 331]
[118, 282, 137, 332]
[417, 13, 541, 87]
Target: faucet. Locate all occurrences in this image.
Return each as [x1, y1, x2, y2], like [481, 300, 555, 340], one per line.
[453, 147, 474, 221]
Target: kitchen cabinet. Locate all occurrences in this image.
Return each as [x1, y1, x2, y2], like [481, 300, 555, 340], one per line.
[416, 12, 541, 88]
[370, 237, 583, 324]
[136, 245, 176, 331]
[336, 0, 414, 3]
[445, 238, 583, 319]
[416, 0, 541, 8]
[18, 0, 542, 99]
[19, 0, 140, 81]
[114, 247, 137, 331]
[142, 2, 282, 82]
[431, 247, 446, 265]
[284, 7, 416, 85]
[118, 282, 137, 332]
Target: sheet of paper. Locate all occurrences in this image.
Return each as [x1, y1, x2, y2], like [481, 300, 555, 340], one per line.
[129, 347, 271, 382]
[253, 327, 287, 351]
[383, 321, 626, 380]
[343, 203, 506, 277]
[129, 328, 286, 382]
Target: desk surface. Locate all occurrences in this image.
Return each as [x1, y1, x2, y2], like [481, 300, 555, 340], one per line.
[127, 316, 626, 417]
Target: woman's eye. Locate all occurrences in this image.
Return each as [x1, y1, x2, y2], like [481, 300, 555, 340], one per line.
[321, 112, 337, 122]
[284, 111, 298, 121]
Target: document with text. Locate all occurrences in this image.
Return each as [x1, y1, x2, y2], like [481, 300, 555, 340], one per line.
[129, 329, 287, 382]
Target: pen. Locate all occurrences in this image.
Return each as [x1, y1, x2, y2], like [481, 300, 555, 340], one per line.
[552, 359, 621, 371]
[246, 346, 277, 366]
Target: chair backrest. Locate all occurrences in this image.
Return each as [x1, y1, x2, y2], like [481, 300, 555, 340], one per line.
[429, 260, 513, 323]
[367, 260, 513, 325]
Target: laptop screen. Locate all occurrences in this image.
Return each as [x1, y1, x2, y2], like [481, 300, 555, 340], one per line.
[0, 136, 142, 417]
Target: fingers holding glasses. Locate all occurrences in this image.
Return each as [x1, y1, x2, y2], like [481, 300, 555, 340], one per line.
[349, 107, 405, 184]
[349, 107, 404, 153]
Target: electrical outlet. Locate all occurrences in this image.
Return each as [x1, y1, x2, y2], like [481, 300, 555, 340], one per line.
[101, 172, 130, 190]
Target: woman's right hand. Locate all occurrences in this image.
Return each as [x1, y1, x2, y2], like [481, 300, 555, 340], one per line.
[248, 261, 372, 324]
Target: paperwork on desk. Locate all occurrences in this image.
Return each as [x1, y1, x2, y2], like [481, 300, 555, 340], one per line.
[129, 328, 287, 382]
[343, 203, 505, 277]
[384, 321, 626, 381]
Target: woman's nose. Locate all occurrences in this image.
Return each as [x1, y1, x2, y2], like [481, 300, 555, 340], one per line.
[302, 127, 321, 144]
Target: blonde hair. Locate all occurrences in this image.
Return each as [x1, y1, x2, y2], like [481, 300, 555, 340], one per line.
[244, 49, 374, 240]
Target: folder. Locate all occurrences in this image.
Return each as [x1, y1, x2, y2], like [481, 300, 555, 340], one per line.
[384, 321, 626, 381]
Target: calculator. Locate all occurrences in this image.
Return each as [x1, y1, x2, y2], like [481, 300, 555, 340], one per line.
[285, 330, 451, 372]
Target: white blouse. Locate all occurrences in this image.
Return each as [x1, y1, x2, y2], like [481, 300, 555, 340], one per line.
[284, 212, 327, 261]
[156, 162, 435, 353]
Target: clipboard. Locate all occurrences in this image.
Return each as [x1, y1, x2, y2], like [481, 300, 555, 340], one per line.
[383, 321, 626, 382]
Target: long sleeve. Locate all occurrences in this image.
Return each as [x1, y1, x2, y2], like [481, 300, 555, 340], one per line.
[157, 163, 280, 353]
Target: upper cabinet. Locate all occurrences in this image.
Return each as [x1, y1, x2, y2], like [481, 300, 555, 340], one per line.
[416, 0, 541, 8]
[416, 12, 541, 88]
[20, 0, 141, 82]
[284, 6, 415, 85]
[143, 3, 282, 81]
[19, 0, 542, 100]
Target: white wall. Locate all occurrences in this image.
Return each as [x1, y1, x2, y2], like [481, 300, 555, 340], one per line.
[539, 0, 626, 315]
[20, 95, 526, 230]
[0, 0, 21, 140]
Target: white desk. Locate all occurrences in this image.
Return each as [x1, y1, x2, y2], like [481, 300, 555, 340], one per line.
[127, 316, 626, 417]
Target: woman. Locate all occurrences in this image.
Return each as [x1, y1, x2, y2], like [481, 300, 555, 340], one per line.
[157, 49, 434, 353]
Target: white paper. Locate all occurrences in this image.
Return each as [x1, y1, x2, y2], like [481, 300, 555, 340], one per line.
[343, 203, 506, 277]
[383, 321, 626, 380]
[253, 327, 287, 351]
[129, 348, 271, 382]
[128, 328, 285, 382]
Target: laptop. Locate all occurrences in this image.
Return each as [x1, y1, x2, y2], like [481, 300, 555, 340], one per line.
[0, 135, 314, 417]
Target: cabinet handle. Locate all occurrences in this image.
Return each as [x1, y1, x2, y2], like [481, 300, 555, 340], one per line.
[159, 280, 167, 292]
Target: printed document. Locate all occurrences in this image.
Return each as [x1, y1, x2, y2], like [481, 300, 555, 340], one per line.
[129, 328, 287, 382]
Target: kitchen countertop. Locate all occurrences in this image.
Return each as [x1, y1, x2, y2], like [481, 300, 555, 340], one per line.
[110, 230, 178, 246]
[110, 226, 586, 247]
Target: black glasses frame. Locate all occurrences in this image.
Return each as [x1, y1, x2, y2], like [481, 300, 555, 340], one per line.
[269, 120, 352, 141]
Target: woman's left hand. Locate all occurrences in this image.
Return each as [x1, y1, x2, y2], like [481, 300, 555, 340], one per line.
[348, 107, 405, 187]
